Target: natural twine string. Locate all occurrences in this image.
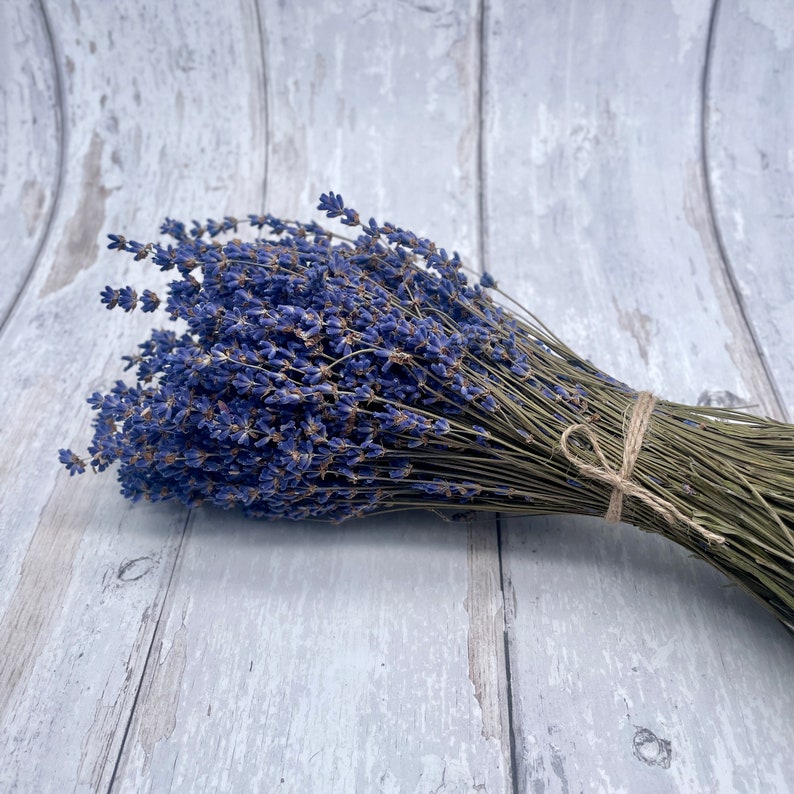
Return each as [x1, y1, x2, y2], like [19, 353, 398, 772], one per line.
[560, 391, 725, 545]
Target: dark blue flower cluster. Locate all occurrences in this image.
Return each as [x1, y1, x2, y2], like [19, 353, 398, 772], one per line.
[61, 193, 606, 521]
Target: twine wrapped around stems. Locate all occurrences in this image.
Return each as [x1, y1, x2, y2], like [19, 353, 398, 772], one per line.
[560, 391, 726, 545]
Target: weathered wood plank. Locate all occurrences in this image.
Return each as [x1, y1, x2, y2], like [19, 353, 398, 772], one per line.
[483, 0, 794, 791]
[502, 517, 794, 793]
[0, 487, 186, 794]
[110, 0, 512, 790]
[0, 1, 267, 791]
[0, 0, 61, 326]
[112, 513, 509, 792]
[483, 0, 778, 417]
[259, 0, 482, 254]
[706, 0, 794, 418]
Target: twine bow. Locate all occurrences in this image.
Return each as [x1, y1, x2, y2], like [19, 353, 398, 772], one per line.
[560, 391, 725, 545]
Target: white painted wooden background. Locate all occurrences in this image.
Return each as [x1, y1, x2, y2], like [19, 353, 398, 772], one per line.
[1, 1, 792, 792]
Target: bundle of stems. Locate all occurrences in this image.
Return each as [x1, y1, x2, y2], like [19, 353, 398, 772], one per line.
[61, 192, 794, 631]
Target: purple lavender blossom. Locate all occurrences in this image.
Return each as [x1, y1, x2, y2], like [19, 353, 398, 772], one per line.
[62, 193, 605, 521]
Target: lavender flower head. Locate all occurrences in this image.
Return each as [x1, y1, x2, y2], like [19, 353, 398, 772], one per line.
[60, 192, 602, 522]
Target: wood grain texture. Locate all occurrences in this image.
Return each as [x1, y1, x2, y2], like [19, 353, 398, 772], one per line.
[483, 0, 794, 791]
[483, 0, 778, 416]
[109, 0, 512, 791]
[706, 0, 794, 418]
[503, 517, 794, 793]
[260, 0, 482, 257]
[0, 0, 61, 326]
[112, 513, 509, 792]
[0, 1, 266, 790]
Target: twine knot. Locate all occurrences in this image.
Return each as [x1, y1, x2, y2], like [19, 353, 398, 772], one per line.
[560, 391, 725, 545]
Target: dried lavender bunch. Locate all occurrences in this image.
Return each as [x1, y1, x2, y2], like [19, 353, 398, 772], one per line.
[61, 192, 794, 630]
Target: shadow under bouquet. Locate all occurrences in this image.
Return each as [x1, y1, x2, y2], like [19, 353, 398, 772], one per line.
[61, 192, 794, 631]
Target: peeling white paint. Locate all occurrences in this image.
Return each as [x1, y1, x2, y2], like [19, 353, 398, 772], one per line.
[741, 0, 794, 50]
[671, 0, 703, 61]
